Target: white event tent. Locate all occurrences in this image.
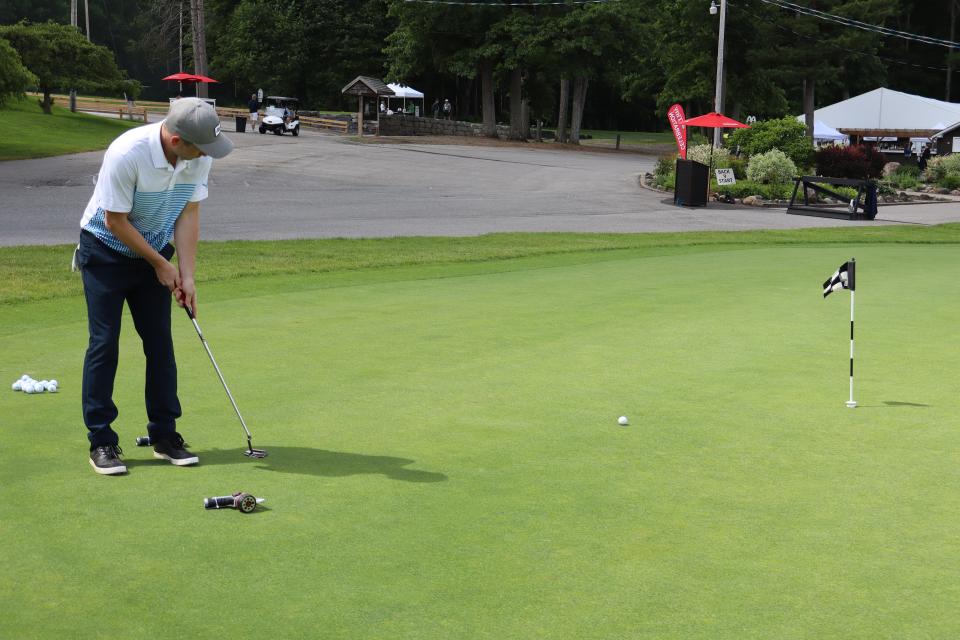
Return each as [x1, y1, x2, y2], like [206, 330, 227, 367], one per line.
[813, 120, 847, 142]
[383, 83, 425, 115]
[798, 88, 960, 139]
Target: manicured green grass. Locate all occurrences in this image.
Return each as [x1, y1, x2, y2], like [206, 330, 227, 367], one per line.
[580, 129, 676, 145]
[2, 230, 960, 638]
[6, 226, 960, 306]
[0, 97, 141, 161]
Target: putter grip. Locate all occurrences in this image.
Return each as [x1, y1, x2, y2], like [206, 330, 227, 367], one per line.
[204, 496, 237, 509]
[184, 305, 195, 320]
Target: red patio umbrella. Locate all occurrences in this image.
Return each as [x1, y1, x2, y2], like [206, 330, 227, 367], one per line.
[681, 112, 749, 129]
[162, 73, 219, 97]
[680, 112, 750, 184]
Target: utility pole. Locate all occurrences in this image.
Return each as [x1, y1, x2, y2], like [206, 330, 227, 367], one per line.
[84, 0, 91, 41]
[711, 0, 727, 148]
[948, 0, 957, 101]
[70, 0, 78, 111]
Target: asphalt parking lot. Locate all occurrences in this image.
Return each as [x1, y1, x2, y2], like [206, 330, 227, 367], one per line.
[1, 123, 958, 246]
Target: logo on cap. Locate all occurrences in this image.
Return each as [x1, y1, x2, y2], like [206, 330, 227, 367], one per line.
[215, 124, 222, 136]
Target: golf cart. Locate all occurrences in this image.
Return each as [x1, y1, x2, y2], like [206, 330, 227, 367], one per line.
[259, 96, 300, 136]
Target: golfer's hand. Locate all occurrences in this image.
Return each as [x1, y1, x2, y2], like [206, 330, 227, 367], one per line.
[175, 279, 197, 316]
[155, 260, 181, 292]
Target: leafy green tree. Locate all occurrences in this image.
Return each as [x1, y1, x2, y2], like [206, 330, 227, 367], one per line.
[211, 0, 392, 108]
[0, 21, 139, 114]
[0, 36, 36, 106]
[386, 1, 502, 136]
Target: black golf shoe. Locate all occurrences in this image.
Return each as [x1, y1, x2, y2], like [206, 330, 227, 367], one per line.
[152, 433, 199, 466]
[90, 445, 127, 475]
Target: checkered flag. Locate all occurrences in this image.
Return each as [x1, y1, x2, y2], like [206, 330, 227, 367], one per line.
[823, 259, 858, 407]
[823, 261, 855, 298]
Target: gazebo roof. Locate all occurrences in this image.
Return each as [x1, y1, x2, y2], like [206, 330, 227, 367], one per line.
[342, 76, 395, 97]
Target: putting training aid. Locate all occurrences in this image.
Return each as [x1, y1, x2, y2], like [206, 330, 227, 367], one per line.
[135, 436, 152, 447]
[184, 305, 268, 458]
[203, 492, 264, 513]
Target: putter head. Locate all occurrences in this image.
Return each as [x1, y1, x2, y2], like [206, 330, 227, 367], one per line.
[244, 447, 268, 458]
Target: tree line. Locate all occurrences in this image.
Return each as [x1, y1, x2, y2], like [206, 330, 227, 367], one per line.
[1, 0, 958, 140]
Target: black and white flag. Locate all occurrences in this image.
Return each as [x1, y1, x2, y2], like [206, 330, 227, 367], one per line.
[823, 261, 855, 298]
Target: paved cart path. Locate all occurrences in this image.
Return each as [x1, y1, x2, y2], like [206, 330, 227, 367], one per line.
[1, 124, 958, 246]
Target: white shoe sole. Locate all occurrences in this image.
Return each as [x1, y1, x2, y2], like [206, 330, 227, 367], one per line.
[89, 458, 127, 475]
[153, 451, 199, 466]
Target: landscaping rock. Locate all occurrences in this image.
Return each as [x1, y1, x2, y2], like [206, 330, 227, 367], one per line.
[882, 162, 901, 177]
[742, 195, 764, 206]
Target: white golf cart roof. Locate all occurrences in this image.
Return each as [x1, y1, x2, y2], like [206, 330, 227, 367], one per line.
[266, 96, 298, 102]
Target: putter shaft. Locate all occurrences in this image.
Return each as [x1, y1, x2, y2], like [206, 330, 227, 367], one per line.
[185, 306, 265, 456]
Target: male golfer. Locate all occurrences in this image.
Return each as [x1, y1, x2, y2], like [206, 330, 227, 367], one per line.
[77, 98, 234, 475]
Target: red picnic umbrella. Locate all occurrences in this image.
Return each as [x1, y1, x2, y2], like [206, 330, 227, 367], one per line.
[162, 72, 219, 83]
[680, 112, 750, 181]
[162, 73, 219, 97]
[681, 112, 749, 129]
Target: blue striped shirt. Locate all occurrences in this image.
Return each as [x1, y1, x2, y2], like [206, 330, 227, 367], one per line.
[80, 122, 211, 257]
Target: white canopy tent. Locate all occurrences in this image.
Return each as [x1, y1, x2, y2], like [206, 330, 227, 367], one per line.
[798, 88, 960, 138]
[813, 120, 847, 142]
[383, 83, 425, 115]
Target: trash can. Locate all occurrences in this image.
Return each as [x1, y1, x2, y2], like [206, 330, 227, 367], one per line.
[235, 115, 247, 133]
[674, 158, 709, 207]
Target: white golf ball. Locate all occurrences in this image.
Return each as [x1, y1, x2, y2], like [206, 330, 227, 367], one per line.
[12, 381, 22, 391]
[32, 382, 45, 394]
[39, 380, 49, 387]
[20, 374, 30, 381]
[618, 416, 629, 426]
[48, 384, 58, 393]
[23, 385, 33, 394]
[49, 379, 58, 387]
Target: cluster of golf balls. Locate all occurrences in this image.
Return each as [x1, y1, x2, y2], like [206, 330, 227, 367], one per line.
[11, 374, 58, 394]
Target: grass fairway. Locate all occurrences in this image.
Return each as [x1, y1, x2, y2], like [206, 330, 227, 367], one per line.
[2, 231, 959, 638]
[0, 97, 140, 161]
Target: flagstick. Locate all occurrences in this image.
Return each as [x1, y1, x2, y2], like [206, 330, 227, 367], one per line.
[846, 279, 857, 409]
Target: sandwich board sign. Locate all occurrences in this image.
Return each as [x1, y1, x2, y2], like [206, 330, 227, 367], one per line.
[715, 168, 736, 185]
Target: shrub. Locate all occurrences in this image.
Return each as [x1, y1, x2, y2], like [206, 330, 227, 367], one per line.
[653, 154, 676, 190]
[940, 174, 960, 190]
[925, 154, 960, 183]
[729, 156, 748, 180]
[746, 149, 797, 184]
[815, 144, 886, 179]
[715, 180, 794, 201]
[687, 144, 731, 169]
[728, 116, 814, 168]
[885, 174, 920, 191]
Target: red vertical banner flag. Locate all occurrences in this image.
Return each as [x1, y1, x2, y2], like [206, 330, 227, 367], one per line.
[667, 104, 687, 159]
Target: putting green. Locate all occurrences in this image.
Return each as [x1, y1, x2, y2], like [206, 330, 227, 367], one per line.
[1, 241, 958, 638]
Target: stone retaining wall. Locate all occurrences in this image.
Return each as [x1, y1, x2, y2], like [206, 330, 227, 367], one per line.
[378, 114, 510, 138]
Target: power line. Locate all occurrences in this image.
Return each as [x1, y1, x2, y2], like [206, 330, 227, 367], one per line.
[402, 0, 613, 5]
[758, 0, 960, 49]
[735, 1, 958, 73]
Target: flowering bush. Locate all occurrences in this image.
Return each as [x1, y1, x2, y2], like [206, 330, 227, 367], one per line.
[746, 149, 797, 184]
[925, 154, 960, 184]
[686, 144, 731, 169]
[815, 144, 886, 179]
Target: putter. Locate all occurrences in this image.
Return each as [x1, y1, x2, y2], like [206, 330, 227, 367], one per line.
[184, 305, 267, 458]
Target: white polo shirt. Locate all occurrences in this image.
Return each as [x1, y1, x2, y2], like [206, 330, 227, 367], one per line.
[80, 122, 212, 258]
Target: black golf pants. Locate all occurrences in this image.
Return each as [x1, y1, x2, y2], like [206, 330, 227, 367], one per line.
[78, 231, 181, 449]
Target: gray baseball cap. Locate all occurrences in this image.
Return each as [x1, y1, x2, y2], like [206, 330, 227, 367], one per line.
[164, 97, 234, 159]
